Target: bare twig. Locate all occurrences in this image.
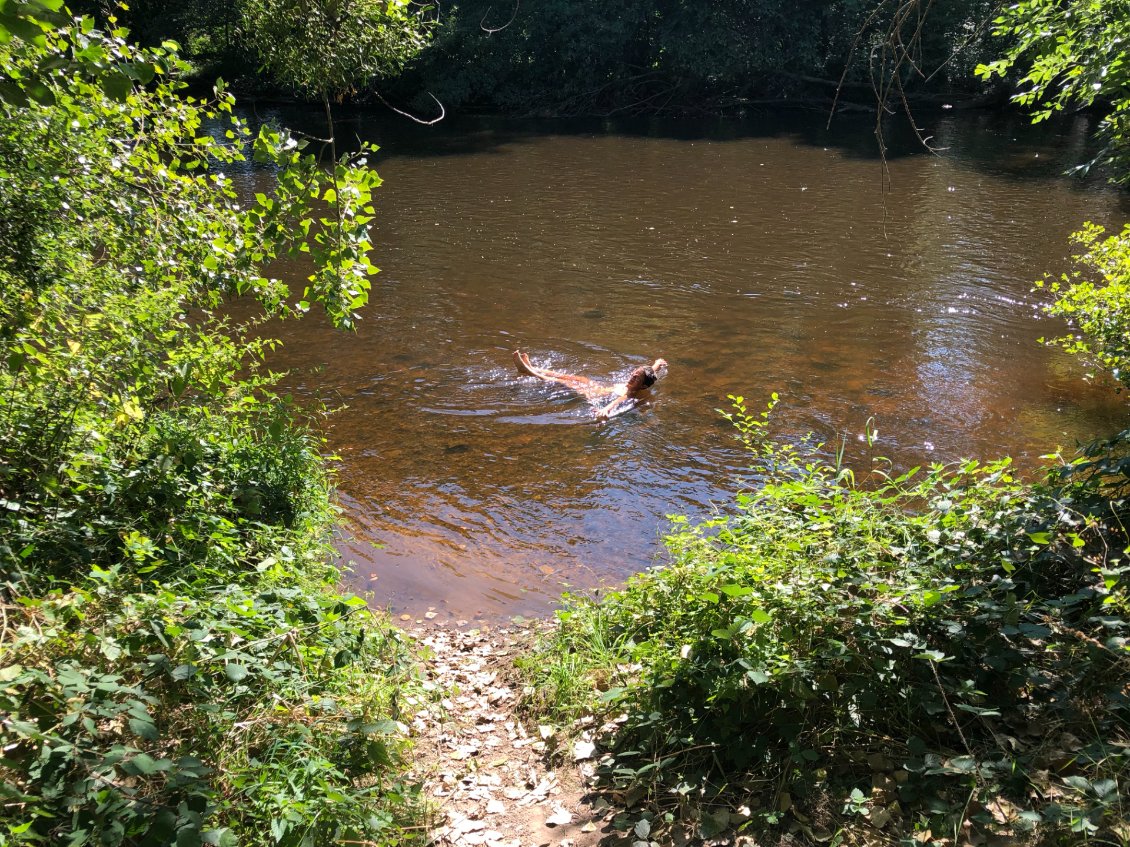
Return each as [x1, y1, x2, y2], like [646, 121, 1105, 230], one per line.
[929, 658, 975, 761]
[480, 0, 519, 34]
[829, 0, 896, 129]
[371, 89, 446, 125]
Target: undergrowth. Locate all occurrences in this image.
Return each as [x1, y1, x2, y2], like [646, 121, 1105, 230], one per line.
[0, 16, 425, 846]
[1, 404, 426, 846]
[519, 395, 1130, 845]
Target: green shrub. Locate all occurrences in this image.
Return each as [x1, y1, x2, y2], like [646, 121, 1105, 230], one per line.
[1037, 223, 1130, 391]
[521, 397, 1130, 842]
[1, 347, 428, 846]
[0, 12, 425, 846]
[3, 575, 423, 845]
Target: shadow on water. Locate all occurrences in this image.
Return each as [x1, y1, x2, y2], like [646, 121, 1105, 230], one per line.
[235, 104, 1130, 624]
[237, 99, 1129, 200]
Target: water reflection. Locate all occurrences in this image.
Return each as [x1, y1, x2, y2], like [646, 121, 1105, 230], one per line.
[244, 108, 1128, 622]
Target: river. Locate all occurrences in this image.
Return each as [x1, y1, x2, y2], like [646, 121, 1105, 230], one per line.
[237, 106, 1130, 622]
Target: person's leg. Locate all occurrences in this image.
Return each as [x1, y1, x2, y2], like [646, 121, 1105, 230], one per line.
[513, 350, 541, 377]
[513, 350, 603, 395]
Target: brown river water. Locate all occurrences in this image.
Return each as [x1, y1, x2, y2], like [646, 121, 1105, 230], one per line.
[235, 107, 1129, 622]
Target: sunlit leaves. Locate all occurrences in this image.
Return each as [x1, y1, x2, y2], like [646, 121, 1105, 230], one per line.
[1035, 222, 1130, 389]
[977, 0, 1130, 182]
[976, 4, 1130, 405]
[0, 15, 420, 846]
[243, 0, 433, 101]
[246, 126, 385, 327]
[0, 0, 66, 48]
[1, 14, 384, 327]
[521, 396, 1130, 840]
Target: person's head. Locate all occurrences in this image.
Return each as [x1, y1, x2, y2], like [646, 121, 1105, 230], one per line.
[626, 359, 668, 393]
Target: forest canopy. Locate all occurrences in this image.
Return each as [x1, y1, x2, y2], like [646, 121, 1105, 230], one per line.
[72, 0, 1000, 116]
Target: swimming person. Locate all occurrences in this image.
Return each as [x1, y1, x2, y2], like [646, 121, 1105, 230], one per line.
[513, 350, 668, 420]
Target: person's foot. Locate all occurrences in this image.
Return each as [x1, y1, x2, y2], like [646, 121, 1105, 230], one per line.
[513, 350, 535, 376]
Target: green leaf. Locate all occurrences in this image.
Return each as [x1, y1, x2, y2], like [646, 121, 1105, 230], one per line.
[202, 829, 238, 847]
[954, 704, 1000, 717]
[719, 584, 752, 597]
[1063, 775, 1092, 793]
[124, 752, 170, 775]
[913, 650, 948, 662]
[0, 14, 47, 47]
[100, 71, 133, 102]
[171, 663, 197, 681]
[1092, 779, 1118, 800]
[129, 717, 160, 740]
[174, 756, 212, 778]
[23, 78, 54, 106]
[366, 719, 400, 735]
[224, 663, 249, 682]
[124, 62, 156, 85]
[0, 79, 29, 107]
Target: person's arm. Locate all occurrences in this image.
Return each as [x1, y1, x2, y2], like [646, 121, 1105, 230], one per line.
[595, 392, 636, 421]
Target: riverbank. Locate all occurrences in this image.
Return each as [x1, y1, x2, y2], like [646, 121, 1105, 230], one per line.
[407, 621, 608, 847]
[405, 618, 782, 847]
[476, 409, 1130, 847]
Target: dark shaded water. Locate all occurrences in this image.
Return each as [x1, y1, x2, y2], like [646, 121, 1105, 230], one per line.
[243, 108, 1129, 622]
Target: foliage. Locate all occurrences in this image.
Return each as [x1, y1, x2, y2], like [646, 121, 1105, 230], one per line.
[242, 0, 432, 103]
[1036, 223, 1130, 389]
[63, 0, 434, 102]
[3, 527, 425, 846]
[58, 0, 999, 117]
[63, 0, 243, 79]
[1, 8, 384, 330]
[241, 0, 433, 273]
[520, 398, 1130, 843]
[976, 2, 1130, 392]
[976, 0, 1130, 182]
[380, 0, 997, 116]
[0, 11, 424, 846]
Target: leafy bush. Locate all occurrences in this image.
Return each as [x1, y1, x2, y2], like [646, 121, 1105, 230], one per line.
[978, 1, 1130, 400]
[520, 397, 1130, 843]
[3, 567, 423, 845]
[0, 11, 425, 846]
[976, 0, 1130, 183]
[1036, 223, 1130, 390]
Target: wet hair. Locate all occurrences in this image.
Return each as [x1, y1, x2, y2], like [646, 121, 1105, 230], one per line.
[626, 366, 658, 393]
